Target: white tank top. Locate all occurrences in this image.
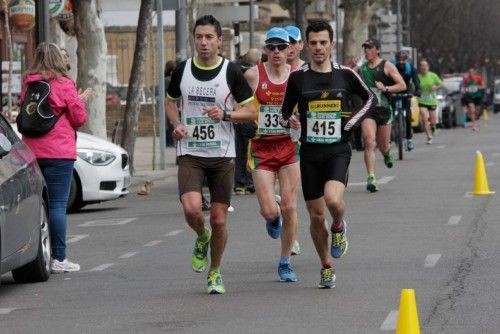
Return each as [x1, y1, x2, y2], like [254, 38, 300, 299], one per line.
[177, 58, 236, 158]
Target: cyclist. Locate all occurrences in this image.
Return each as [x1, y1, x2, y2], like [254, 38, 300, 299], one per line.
[461, 67, 484, 131]
[244, 27, 300, 282]
[166, 15, 256, 294]
[280, 20, 374, 288]
[394, 50, 421, 151]
[358, 38, 406, 192]
[417, 59, 442, 144]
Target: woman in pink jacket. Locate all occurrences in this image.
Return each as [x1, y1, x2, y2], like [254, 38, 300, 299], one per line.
[20, 42, 92, 273]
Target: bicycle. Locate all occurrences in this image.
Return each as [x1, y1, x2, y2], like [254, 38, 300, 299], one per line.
[391, 93, 413, 161]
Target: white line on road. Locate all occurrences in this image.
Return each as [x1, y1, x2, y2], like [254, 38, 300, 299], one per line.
[89, 263, 114, 272]
[66, 234, 89, 244]
[380, 310, 398, 330]
[464, 192, 474, 198]
[487, 162, 494, 167]
[0, 308, 16, 315]
[448, 216, 462, 225]
[424, 254, 442, 267]
[436, 145, 446, 149]
[119, 251, 140, 259]
[79, 217, 137, 227]
[143, 240, 162, 247]
[349, 176, 396, 186]
[165, 229, 184, 237]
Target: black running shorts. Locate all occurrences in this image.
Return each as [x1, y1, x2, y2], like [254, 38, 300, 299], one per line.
[300, 142, 352, 201]
[365, 106, 393, 126]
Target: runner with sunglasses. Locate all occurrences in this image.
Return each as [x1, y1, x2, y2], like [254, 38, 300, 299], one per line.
[284, 25, 305, 71]
[244, 27, 301, 282]
[283, 25, 305, 256]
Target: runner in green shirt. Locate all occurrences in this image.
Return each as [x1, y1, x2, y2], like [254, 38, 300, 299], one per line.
[417, 60, 442, 144]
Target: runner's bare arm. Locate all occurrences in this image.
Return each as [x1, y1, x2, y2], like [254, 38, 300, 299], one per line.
[166, 97, 187, 140]
[382, 61, 406, 93]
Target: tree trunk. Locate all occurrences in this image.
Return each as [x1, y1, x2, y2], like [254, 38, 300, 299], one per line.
[341, 0, 390, 64]
[120, 0, 154, 174]
[2, 0, 13, 119]
[74, 0, 108, 139]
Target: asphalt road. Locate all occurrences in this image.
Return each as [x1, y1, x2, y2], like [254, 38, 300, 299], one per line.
[1, 115, 499, 334]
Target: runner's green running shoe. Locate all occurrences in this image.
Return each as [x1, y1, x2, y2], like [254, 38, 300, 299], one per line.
[331, 221, 348, 258]
[383, 151, 394, 168]
[207, 269, 226, 294]
[366, 174, 378, 193]
[291, 240, 301, 256]
[318, 267, 336, 289]
[191, 228, 210, 273]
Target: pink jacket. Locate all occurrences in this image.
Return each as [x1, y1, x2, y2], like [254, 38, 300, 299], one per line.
[19, 73, 88, 160]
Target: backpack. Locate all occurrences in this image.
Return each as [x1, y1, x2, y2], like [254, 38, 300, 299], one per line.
[392, 59, 413, 77]
[16, 80, 61, 137]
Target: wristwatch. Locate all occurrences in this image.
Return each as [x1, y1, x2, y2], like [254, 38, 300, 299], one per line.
[223, 110, 231, 122]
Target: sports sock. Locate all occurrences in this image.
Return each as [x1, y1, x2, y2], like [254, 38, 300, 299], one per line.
[266, 216, 281, 227]
[322, 261, 332, 269]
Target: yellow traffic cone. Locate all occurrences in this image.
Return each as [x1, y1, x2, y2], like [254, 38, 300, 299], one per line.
[396, 289, 420, 334]
[473, 151, 495, 195]
[482, 108, 489, 121]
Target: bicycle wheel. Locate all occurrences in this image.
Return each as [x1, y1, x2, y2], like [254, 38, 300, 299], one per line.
[397, 111, 404, 160]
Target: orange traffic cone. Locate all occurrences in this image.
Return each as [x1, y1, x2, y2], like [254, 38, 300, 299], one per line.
[473, 151, 495, 196]
[396, 289, 420, 334]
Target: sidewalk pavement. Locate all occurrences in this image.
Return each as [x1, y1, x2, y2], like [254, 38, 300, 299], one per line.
[130, 136, 177, 186]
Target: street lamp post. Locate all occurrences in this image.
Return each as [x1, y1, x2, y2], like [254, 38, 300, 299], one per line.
[396, 0, 401, 51]
[249, 0, 254, 49]
[35, 0, 50, 43]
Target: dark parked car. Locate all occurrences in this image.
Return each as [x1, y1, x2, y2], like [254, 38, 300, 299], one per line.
[0, 114, 51, 284]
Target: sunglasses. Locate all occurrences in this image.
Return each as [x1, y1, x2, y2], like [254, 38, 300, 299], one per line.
[265, 43, 289, 51]
[289, 38, 300, 45]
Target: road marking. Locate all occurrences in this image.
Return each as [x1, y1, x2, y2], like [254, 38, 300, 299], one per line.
[464, 192, 474, 198]
[165, 229, 184, 237]
[448, 215, 462, 225]
[349, 175, 396, 186]
[79, 217, 137, 227]
[493, 153, 499, 157]
[437, 145, 446, 149]
[119, 251, 140, 259]
[66, 234, 89, 244]
[143, 240, 162, 247]
[486, 162, 494, 167]
[424, 254, 442, 267]
[0, 308, 16, 315]
[380, 310, 398, 330]
[89, 263, 114, 271]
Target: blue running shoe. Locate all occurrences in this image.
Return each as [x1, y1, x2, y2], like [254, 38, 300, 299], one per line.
[278, 262, 298, 282]
[331, 221, 348, 259]
[266, 216, 282, 239]
[318, 267, 336, 289]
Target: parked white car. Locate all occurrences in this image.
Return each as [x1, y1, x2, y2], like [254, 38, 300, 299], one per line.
[70, 132, 130, 211]
[10, 123, 130, 211]
[493, 79, 500, 114]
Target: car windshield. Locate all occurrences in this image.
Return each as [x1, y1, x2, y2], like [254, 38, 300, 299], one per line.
[442, 78, 463, 94]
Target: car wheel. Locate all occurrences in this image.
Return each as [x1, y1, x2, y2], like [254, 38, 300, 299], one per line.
[12, 202, 51, 283]
[67, 174, 86, 212]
